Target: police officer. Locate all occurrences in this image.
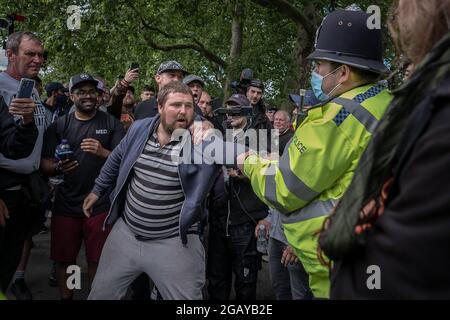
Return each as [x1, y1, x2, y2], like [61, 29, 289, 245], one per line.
[238, 9, 393, 298]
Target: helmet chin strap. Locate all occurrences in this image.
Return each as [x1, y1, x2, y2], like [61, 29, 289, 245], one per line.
[323, 65, 343, 98]
[325, 81, 342, 99]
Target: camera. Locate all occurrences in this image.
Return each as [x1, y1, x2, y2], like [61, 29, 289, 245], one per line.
[214, 106, 253, 117]
[230, 68, 253, 94]
[0, 13, 26, 40]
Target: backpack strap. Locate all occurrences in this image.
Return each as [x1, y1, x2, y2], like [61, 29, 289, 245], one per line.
[55, 112, 72, 141]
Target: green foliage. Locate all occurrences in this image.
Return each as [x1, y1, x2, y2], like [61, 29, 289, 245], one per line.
[0, 0, 395, 106]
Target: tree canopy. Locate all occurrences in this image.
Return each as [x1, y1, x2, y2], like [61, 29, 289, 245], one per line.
[1, 0, 395, 107]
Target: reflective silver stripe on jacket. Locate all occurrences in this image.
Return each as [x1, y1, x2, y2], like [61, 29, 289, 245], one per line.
[332, 97, 379, 134]
[264, 150, 320, 211]
[281, 198, 339, 224]
[263, 90, 380, 214]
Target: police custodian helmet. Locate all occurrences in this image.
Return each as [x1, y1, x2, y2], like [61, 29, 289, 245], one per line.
[307, 9, 389, 74]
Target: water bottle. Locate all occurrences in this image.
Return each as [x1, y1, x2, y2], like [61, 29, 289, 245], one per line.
[49, 139, 71, 185]
[256, 224, 268, 255]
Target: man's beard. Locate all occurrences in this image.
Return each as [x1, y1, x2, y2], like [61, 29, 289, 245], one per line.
[75, 100, 97, 115]
[160, 115, 190, 136]
[161, 116, 175, 135]
[123, 96, 134, 106]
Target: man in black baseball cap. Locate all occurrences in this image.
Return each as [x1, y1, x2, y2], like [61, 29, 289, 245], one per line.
[69, 74, 99, 93]
[243, 79, 272, 134]
[208, 91, 269, 300]
[40, 72, 124, 300]
[156, 60, 188, 77]
[265, 106, 278, 126]
[225, 93, 251, 107]
[246, 79, 265, 109]
[183, 74, 204, 104]
[44, 82, 70, 122]
[134, 60, 188, 120]
[45, 82, 65, 97]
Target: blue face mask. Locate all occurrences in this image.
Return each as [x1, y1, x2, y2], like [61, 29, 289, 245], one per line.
[310, 66, 342, 102]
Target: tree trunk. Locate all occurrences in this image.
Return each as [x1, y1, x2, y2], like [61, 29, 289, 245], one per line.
[279, 24, 313, 110]
[278, 1, 321, 110]
[224, 1, 243, 97]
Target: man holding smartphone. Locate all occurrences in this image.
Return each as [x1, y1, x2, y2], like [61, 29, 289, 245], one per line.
[40, 73, 125, 300]
[0, 31, 47, 300]
[0, 94, 39, 300]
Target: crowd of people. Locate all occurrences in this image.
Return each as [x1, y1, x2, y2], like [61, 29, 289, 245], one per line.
[1, 0, 450, 300]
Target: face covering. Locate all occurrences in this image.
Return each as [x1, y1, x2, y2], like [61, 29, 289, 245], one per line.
[56, 94, 68, 107]
[310, 65, 343, 101]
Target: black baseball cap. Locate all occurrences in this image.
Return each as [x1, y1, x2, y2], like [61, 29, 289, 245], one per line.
[156, 60, 188, 76]
[44, 82, 64, 96]
[225, 94, 250, 107]
[69, 74, 99, 93]
[183, 74, 205, 87]
[248, 79, 265, 91]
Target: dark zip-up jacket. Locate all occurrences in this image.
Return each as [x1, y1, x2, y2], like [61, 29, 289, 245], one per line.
[0, 96, 39, 189]
[92, 114, 222, 244]
[209, 109, 271, 227]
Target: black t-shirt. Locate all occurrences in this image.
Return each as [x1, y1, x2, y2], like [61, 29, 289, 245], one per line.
[42, 111, 125, 218]
[133, 97, 158, 120]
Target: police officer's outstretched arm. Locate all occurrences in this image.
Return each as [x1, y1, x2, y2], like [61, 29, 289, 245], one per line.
[242, 119, 355, 213]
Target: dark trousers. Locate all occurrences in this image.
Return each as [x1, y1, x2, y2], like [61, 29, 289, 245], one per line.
[268, 238, 313, 300]
[0, 190, 30, 291]
[130, 273, 151, 300]
[207, 221, 260, 300]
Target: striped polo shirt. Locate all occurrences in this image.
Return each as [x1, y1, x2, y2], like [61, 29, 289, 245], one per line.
[123, 121, 198, 240]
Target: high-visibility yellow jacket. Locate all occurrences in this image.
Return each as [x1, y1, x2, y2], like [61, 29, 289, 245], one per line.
[243, 83, 392, 298]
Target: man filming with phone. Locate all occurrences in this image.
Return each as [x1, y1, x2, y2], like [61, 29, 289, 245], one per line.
[0, 31, 48, 300]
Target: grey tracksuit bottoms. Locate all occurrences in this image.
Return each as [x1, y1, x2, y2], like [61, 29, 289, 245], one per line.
[88, 218, 205, 300]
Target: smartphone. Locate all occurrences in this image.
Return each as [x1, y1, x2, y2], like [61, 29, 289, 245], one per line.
[130, 62, 140, 71]
[16, 78, 35, 99]
[58, 150, 76, 162]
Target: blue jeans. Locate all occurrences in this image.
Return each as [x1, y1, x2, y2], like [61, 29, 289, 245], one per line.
[268, 238, 313, 300]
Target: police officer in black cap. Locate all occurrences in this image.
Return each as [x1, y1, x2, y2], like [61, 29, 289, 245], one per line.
[308, 8, 389, 102]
